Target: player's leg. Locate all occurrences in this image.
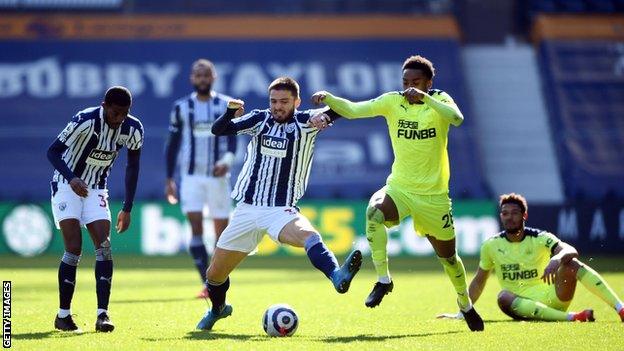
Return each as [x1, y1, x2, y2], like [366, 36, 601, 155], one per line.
[51, 183, 83, 332]
[277, 213, 362, 294]
[207, 175, 232, 243]
[181, 176, 211, 293]
[86, 219, 115, 332]
[197, 204, 256, 330]
[560, 259, 624, 321]
[55, 219, 83, 331]
[364, 186, 406, 307]
[419, 194, 483, 331]
[506, 284, 593, 322]
[196, 247, 248, 330]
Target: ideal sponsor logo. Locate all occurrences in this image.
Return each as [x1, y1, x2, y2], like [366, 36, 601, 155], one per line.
[261, 135, 288, 158]
[86, 149, 116, 166]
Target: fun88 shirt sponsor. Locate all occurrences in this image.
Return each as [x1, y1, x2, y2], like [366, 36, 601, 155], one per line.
[52, 106, 144, 188]
[231, 109, 323, 207]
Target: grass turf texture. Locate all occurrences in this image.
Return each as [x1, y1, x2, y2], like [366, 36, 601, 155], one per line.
[2, 255, 623, 350]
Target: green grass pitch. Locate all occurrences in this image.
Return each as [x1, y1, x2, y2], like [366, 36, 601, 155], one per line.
[2, 255, 623, 350]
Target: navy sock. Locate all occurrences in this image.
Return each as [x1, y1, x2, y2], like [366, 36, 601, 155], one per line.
[189, 236, 209, 285]
[95, 248, 113, 310]
[207, 278, 230, 314]
[58, 252, 80, 310]
[305, 234, 339, 279]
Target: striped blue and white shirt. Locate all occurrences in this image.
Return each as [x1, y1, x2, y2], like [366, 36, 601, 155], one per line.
[52, 106, 144, 189]
[231, 108, 323, 207]
[168, 92, 237, 177]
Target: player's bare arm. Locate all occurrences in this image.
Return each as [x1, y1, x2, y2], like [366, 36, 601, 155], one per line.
[541, 242, 579, 285]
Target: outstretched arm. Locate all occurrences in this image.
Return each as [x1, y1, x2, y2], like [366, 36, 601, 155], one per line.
[311, 91, 389, 119]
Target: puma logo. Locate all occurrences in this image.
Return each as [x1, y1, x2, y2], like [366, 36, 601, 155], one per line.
[99, 276, 112, 285]
[63, 279, 75, 286]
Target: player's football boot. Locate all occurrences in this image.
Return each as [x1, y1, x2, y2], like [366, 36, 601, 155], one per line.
[571, 309, 595, 322]
[95, 312, 115, 332]
[54, 314, 81, 332]
[196, 287, 210, 299]
[365, 281, 394, 308]
[461, 307, 485, 331]
[331, 250, 362, 294]
[196, 304, 233, 330]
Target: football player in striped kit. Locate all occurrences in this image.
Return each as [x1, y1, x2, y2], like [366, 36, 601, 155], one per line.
[195, 77, 362, 330]
[46, 86, 144, 333]
[165, 59, 238, 299]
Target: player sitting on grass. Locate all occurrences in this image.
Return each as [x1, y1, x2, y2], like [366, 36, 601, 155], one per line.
[439, 193, 624, 322]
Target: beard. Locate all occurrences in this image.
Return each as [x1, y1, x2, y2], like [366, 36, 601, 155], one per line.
[272, 108, 295, 122]
[194, 83, 212, 96]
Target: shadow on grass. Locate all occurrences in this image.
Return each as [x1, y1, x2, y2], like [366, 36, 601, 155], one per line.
[112, 297, 191, 304]
[142, 331, 268, 342]
[12, 330, 92, 340]
[316, 330, 463, 343]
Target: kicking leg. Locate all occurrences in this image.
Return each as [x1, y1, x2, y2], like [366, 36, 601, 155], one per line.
[428, 236, 483, 331]
[55, 219, 82, 332]
[278, 215, 361, 294]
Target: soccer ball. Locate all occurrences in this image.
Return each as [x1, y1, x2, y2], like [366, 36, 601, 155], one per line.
[262, 304, 298, 337]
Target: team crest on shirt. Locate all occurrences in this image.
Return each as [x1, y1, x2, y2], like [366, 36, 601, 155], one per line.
[117, 134, 129, 144]
[261, 135, 288, 158]
[58, 202, 67, 211]
[86, 149, 117, 166]
[285, 123, 295, 133]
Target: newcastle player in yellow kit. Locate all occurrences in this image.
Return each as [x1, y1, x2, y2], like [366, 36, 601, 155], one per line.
[311, 55, 483, 331]
[440, 193, 624, 322]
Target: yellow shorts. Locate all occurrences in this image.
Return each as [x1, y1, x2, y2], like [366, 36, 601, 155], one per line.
[518, 284, 571, 311]
[384, 183, 455, 241]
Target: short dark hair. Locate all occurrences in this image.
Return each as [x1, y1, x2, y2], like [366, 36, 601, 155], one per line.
[104, 86, 132, 107]
[268, 77, 300, 98]
[402, 55, 435, 80]
[499, 193, 528, 213]
[192, 59, 216, 74]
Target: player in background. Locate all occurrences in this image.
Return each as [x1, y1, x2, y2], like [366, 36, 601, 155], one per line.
[195, 77, 362, 330]
[46, 86, 144, 332]
[438, 193, 624, 322]
[311, 55, 483, 331]
[165, 59, 239, 298]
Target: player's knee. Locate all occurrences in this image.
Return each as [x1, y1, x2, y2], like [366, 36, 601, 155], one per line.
[497, 290, 516, 310]
[95, 239, 112, 261]
[366, 204, 385, 224]
[561, 258, 582, 272]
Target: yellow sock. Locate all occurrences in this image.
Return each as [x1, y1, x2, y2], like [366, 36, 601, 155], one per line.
[511, 297, 570, 321]
[438, 254, 471, 311]
[577, 265, 623, 310]
[366, 215, 390, 281]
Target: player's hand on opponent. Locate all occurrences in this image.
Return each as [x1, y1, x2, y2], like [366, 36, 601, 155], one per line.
[228, 99, 245, 117]
[403, 87, 426, 104]
[213, 163, 229, 177]
[541, 257, 561, 285]
[436, 311, 464, 320]
[311, 91, 328, 105]
[116, 210, 131, 233]
[308, 113, 332, 131]
[69, 177, 89, 198]
[165, 178, 178, 205]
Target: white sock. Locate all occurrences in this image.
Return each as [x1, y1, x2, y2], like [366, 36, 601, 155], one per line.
[378, 276, 392, 284]
[616, 302, 623, 312]
[58, 309, 71, 318]
[97, 308, 108, 317]
[567, 313, 575, 321]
